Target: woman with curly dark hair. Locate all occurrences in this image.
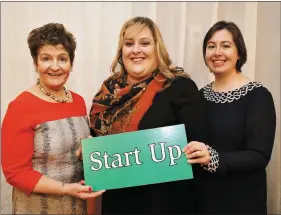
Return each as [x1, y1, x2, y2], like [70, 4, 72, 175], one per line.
[1, 23, 104, 214]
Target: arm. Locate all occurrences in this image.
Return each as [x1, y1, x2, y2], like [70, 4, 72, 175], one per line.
[34, 176, 105, 199]
[172, 78, 208, 143]
[1, 101, 43, 195]
[171, 78, 211, 166]
[1, 100, 105, 198]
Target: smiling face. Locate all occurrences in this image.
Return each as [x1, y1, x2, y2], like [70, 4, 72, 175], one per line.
[205, 29, 239, 75]
[35, 44, 71, 91]
[122, 26, 159, 84]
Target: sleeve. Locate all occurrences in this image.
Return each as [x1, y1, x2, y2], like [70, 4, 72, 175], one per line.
[171, 78, 208, 143]
[215, 87, 276, 176]
[1, 101, 43, 195]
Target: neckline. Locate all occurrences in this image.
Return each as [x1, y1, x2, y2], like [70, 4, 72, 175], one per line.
[24, 91, 75, 104]
[202, 81, 263, 103]
[209, 81, 253, 94]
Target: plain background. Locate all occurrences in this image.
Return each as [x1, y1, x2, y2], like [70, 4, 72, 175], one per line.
[1, 2, 280, 214]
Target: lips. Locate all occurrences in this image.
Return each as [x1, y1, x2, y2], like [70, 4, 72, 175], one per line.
[48, 73, 62, 76]
[212, 60, 226, 66]
[131, 57, 145, 63]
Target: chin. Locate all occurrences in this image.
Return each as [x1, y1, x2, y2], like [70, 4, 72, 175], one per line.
[48, 81, 66, 88]
[132, 71, 146, 76]
[210, 67, 226, 74]
[127, 69, 144, 76]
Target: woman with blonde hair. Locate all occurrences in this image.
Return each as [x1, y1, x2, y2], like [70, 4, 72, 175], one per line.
[89, 16, 209, 214]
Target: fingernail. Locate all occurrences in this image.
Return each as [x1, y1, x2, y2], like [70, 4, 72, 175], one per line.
[89, 187, 92, 192]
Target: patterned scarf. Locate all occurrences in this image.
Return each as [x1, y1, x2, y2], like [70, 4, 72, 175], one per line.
[90, 72, 166, 136]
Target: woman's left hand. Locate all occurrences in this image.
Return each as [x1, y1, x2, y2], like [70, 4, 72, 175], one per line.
[183, 141, 210, 165]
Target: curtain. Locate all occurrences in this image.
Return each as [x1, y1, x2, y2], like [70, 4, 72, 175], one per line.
[1, 2, 280, 213]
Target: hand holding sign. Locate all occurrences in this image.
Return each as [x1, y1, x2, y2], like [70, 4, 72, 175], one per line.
[62, 181, 105, 200]
[183, 141, 210, 165]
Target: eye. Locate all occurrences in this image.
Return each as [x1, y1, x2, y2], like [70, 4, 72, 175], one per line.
[141, 41, 150, 46]
[59, 57, 68, 62]
[42, 56, 50, 61]
[207, 45, 215, 49]
[222, 44, 230, 49]
[124, 41, 134, 47]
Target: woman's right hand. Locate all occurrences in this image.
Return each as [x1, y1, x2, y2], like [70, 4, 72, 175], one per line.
[183, 141, 210, 165]
[63, 181, 105, 200]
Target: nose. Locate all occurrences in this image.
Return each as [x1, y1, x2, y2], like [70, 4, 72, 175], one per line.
[132, 44, 141, 54]
[214, 47, 222, 56]
[50, 60, 60, 70]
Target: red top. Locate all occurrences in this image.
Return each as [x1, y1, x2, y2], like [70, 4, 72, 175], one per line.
[1, 91, 87, 195]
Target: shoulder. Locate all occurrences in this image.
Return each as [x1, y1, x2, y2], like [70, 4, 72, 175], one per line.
[168, 76, 199, 92]
[162, 77, 203, 103]
[69, 91, 87, 114]
[247, 84, 272, 97]
[105, 72, 123, 84]
[246, 84, 274, 105]
[9, 91, 34, 108]
[200, 82, 212, 92]
[3, 92, 34, 122]
[70, 91, 88, 106]
[70, 91, 85, 102]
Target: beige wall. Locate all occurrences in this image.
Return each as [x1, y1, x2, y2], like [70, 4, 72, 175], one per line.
[255, 3, 281, 212]
[1, 2, 280, 213]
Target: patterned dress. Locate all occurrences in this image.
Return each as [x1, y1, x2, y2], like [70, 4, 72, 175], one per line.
[2, 91, 90, 214]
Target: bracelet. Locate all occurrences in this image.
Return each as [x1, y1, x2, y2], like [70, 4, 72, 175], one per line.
[201, 145, 219, 173]
[60, 182, 66, 197]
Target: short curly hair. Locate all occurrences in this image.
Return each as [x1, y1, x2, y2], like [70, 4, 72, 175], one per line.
[27, 23, 76, 65]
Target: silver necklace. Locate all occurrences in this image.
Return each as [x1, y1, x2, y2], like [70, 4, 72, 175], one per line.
[37, 78, 69, 103]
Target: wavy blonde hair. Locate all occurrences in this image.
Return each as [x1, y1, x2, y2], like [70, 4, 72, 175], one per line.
[111, 16, 189, 87]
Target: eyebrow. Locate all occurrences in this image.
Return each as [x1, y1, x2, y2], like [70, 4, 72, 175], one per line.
[208, 40, 231, 43]
[39, 52, 68, 56]
[124, 37, 152, 41]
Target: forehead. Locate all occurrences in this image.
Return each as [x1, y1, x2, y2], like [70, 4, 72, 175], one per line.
[38, 44, 68, 55]
[208, 29, 234, 42]
[124, 26, 153, 40]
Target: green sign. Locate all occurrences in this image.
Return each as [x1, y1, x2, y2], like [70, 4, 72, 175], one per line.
[82, 124, 193, 191]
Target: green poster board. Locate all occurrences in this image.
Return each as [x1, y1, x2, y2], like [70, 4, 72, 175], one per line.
[82, 124, 193, 191]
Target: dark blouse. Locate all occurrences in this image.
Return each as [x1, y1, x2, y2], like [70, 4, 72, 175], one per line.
[95, 77, 208, 214]
[198, 82, 276, 214]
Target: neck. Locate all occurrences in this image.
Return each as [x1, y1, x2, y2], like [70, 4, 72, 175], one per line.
[212, 70, 245, 92]
[38, 79, 66, 98]
[127, 74, 153, 85]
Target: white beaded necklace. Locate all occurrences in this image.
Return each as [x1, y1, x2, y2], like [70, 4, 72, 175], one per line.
[37, 78, 69, 103]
